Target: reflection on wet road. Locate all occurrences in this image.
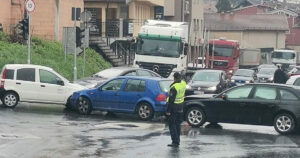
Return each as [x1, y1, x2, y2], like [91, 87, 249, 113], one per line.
[1, 103, 300, 158]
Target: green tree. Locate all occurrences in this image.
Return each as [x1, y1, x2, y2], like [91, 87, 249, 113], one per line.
[216, 0, 233, 13]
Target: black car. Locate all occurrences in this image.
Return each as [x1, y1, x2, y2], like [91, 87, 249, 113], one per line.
[185, 69, 228, 95]
[184, 83, 300, 134]
[75, 67, 161, 88]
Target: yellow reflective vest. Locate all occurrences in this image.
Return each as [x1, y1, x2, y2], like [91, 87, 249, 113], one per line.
[168, 80, 186, 104]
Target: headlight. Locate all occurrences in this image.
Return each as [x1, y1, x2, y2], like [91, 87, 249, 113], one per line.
[229, 70, 233, 74]
[245, 81, 250, 83]
[207, 86, 217, 91]
[186, 84, 191, 89]
[231, 79, 235, 82]
[268, 77, 274, 81]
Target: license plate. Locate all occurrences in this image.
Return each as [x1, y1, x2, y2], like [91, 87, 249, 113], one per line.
[194, 90, 204, 95]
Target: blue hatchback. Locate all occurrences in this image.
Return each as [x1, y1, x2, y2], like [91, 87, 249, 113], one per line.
[70, 76, 173, 120]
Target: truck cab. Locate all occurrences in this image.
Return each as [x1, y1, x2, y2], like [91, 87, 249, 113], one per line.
[271, 49, 297, 69]
[205, 38, 240, 76]
[133, 20, 189, 78]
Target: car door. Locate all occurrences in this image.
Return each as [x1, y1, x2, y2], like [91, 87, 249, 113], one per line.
[94, 78, 125, 110]
[15, 68, 40, 101]
[116, 79, 146, 112]
[208, 85, 254, 123]
[241, 86, 278, 125]
[37, 69, 66, 103]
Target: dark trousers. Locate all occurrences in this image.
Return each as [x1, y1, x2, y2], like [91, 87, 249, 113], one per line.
[168, 112, 183, 145]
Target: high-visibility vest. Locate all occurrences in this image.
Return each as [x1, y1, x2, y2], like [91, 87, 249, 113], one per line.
[168, 80, 186, 104]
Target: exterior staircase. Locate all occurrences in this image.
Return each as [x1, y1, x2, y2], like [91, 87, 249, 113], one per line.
[89, 36, 126, 67]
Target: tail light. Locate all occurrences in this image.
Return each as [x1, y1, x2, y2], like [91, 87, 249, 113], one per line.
[156, 94, 167, 102]
[1, 68, 7, 79]
[0, 69, 6, 88]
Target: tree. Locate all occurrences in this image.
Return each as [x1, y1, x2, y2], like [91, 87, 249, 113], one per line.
[216, 0, 233, 13]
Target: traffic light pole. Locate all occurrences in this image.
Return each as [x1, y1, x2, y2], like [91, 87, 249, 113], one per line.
[27, 13, 31, 64]
[73, 12, 77, 82]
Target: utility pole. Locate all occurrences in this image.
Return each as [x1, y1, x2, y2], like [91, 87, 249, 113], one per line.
[28, 13, 31, 64]
[74, 10, 77, 81]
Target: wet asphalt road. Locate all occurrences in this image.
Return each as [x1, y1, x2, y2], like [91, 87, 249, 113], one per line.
[1, 104, 300, 158]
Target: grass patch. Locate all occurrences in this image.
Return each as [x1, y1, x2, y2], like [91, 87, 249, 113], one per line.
[0, 33, 111, 81]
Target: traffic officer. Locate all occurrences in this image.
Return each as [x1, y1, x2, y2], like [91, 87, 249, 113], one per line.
[166, 72, 186, 147]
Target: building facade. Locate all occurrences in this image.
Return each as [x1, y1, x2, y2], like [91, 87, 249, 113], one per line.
[0, 0, 83, 41]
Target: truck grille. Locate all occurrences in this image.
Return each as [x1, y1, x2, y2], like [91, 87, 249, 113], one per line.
[136, 62, 176, 78]
[213, 61, 228, 67]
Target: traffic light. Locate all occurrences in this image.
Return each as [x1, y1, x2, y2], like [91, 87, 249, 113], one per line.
[18, 18, 29, 40]
[76, 26, 85, 47]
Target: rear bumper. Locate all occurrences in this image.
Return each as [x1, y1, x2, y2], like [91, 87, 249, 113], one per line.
[0, 88, 6, 98]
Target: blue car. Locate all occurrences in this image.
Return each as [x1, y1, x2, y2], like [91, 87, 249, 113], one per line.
[70, 76, 173, 120]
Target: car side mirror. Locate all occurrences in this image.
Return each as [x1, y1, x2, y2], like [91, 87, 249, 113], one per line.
[221, 94, 228, 100]
[57, 79, 64, 86]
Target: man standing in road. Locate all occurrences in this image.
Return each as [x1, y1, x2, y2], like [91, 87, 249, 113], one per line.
[274, 64, 288, 84]
[166, 72, 186, 147]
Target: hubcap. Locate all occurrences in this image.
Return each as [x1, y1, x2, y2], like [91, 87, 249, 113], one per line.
[139, 105, 150, 119]
[276, 116, 292, 132]
[78, 98, 89, 113]
[188, 109, 203, 125]
[4, 94, 17, 107]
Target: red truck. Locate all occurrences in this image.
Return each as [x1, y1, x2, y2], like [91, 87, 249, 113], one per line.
[205, 38, 240, 76]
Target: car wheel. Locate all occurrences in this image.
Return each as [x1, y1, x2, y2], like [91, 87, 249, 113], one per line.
[274, 113, 296, 134]
[65, 97, 72, 109]
[137, 102, 154, 121]
[3, 92, 18, 108]
[186, 107, 206, 127]
[77, 97, 92, 115]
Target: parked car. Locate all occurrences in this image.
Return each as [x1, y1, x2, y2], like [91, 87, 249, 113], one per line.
[185, 69, 228, 95]
[231, 69, 256, 85]
[0, 64, 86, 108]
[256, 68, 277, 83]
[288, 66, 300, 77]
[184, 83, 300, 134]
[70, 76, 173, 120]
[286, 75, 300, 86]
[75, 67, 161, 88]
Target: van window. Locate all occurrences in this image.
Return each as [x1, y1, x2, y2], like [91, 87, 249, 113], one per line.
[17, 68, 35, 82]
[39, 69, 60, 85]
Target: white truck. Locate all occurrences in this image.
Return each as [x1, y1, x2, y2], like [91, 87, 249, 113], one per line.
[239, 49, 261, 69]
[133, 20, 189, 78]
[271, 49, 300, 69]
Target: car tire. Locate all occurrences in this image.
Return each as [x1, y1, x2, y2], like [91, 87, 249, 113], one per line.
[77, 97, 92, 115]
[2, 92, 18, 108]
[65, 97, 72, 109]
[137, 102, 154, 121]
[186, 106, 206, 127]
[274, 113, 296, 134]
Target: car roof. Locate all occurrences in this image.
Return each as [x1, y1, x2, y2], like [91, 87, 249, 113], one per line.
[244, 83, 297, 89]
[3, 64, 53, 71]
[115, 76, 172, 81]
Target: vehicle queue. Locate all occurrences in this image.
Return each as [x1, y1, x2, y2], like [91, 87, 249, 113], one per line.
[1, 63, 300, 135]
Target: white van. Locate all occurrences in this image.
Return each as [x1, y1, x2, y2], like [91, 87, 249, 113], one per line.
[0, 64, 85, 108]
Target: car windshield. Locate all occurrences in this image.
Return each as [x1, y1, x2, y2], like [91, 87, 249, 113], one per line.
[258, 64, 276, 69]
[94, 69, 125, 78]
[159, 80, 173, 92]
[192, 71, 220, 82]
[137, 38, 182, 58]
[209, 45, 233, 57]
[234, 69, 254, 77]
[272, 51, 295, 60]
[258, 68, 276, 75]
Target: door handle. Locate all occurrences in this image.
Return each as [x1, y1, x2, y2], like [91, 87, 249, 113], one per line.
[16, 82, 21, 85]
[41, 85, 46, 87]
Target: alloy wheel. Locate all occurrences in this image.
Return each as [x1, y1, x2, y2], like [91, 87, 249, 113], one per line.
[3, 93, 18, 108]
[276, 115, 292, 132]
[188, 109, 203, 125]
[77, 97, 91, 115]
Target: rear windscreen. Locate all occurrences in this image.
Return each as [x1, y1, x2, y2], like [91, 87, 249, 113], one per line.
[159, 80, 173, 92]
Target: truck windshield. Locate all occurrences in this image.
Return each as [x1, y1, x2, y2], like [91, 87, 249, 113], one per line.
[137, 39, 182, 58]
[272, 51, 295, 60]
[209, 45, 233, 57]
